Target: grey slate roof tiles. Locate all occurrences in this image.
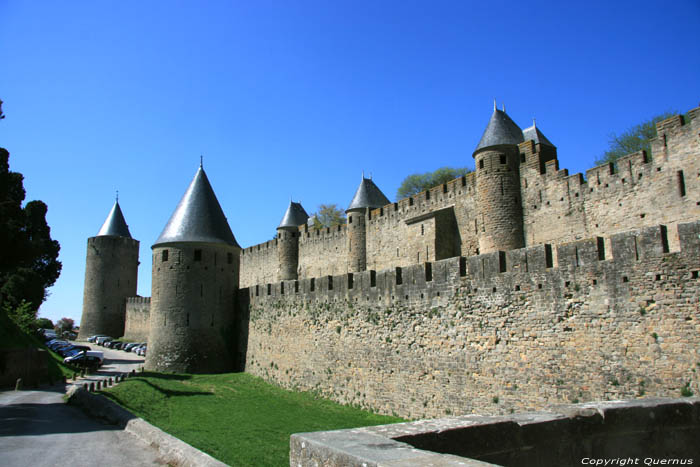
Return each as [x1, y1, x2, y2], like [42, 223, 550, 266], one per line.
[153, 166, 240, 248]
[97, 201, 132, 238]
[474, 108, 525, 153]
[347, 177, 391, 212]
[278, 201, 310, 229]
[522, 124, 555, 147]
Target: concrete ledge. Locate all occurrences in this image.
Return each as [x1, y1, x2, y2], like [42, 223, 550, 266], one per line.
[291, 398, 700, 467]
[66, 386, 226, 467]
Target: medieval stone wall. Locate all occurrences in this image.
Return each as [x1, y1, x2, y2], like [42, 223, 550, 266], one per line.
[124, 296, 150, 342]
[240, 221, 700, 419]
[238, 108, 699, 287]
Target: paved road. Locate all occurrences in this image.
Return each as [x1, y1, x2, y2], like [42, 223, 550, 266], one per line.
[0, 344, 162, 467]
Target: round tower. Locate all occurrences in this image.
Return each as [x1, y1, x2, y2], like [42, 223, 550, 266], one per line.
[346, 175, 390, 272]
[473, 103, 525, 254]
[146, 165, 240, 374]
[277, 201, 309, 280]
[78, 200, 139, 340]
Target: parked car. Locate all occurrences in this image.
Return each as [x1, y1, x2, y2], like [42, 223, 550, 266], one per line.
[135, 344, 147, 356]
[59, 345, 90, 357]
[87, 335, 108, 343]
[95, 336, 112, 346]
[64, 350, 104, 366]
[124, 342, 141, 352]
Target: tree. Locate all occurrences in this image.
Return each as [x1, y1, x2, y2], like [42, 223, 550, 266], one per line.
[35, 317, 54, 329]
[595, 112, 676, 166]
[0, 104, 62, 317]
[55, 317, 75, 336]
[396, 166, 472, 199]
[312, 204, 346, 228]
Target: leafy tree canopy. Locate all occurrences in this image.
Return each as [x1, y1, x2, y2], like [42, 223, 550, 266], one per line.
[55, 317, 75, 334]
[595, 112, 676, 166]
[0, 118, 62, 316]
[396, 166, 472, 199]
[35, 317, 54, 329]
[312, 204, 346, 229]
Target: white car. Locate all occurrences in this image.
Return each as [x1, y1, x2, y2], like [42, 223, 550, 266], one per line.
[64, 350, 104, 365]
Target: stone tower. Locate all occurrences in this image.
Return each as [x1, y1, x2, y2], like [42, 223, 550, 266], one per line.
[346, 176, 390, 272]
[145, 165, 241, 374]
[473, 104, 526, 254]
[277, 201, 309, 280]
[78, 200, 139, 340]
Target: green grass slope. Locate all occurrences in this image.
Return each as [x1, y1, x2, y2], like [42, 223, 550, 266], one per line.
[103, 372, 404, 466]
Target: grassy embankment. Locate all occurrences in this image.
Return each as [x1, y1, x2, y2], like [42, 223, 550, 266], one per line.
[0, 311, 75, 382]
[102, 372, 404, 466]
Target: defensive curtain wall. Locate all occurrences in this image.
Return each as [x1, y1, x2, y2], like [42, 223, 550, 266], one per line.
[239, 107, 700, 286]
[118, 107, 700, 417]
[239, 221, 700, 419]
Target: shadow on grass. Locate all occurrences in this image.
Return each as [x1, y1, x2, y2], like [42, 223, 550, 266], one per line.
[107, 372, 212, 398]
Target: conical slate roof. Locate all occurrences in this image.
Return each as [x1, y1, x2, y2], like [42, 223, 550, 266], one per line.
[153, 166, 239, 248]
[347, 177, 391, 212]
[278, 201, 309, 229]
[97, 201, 132, 238]
[522, 124, 555, 147]
[474, 108, 524, 153]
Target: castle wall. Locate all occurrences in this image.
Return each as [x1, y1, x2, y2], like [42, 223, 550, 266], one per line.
[124, 296, 150, 342]
[238, 108, 699, 286]
[240, 240, 278, 288]
[299, 224, 348, 278]
[521, 109, 700, 249]
[240, 221, 700, 419]
[78, 236, 139, 340]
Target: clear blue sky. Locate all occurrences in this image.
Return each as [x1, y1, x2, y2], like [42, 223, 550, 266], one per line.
[1, 1, 699, 325]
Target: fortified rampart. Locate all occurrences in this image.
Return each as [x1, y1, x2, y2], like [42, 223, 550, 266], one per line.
[238, 107, 700, 287]
[124, 296, 150, 342]
[239, 220, 700, 418]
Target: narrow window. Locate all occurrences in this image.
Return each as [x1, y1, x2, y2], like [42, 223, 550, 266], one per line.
[194, 249, 202, 261]
[310, 278, 315, 292]
[162, 250, 169, 262]
[479, 159, 484, 169]
[500, 154, 506, 165]
[227, 252, 233, 264]
[421, 224, 424, 235]
[348, 215, 353, 224]
[678, 170, 686, 197]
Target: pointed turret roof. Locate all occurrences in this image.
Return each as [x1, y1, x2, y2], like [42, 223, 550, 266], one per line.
[97, 201, 132, 238]
[278, 201, 309, 229]
[522, 122, 555, 147]
[347, 176, 391, 212]
[153, 166, 239, 248]
[474, 105, 524, 153]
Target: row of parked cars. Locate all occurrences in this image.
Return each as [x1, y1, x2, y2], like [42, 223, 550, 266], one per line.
[87, 335, 147, 357]
[44, 337, 104, 367]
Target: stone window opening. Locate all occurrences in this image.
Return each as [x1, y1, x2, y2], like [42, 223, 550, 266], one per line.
[310, 278, 315, 292]
[280, 282, 284, 295]
[421, 224, 424, 235]
[500, 155, 506, 165]
[348, 215, 352, 224]
[194, 249, 202, 261]
[678, 170, 686, 197]
[162, 250, 168, 262]
[479, 159, 484, 169]
[267, 284, 271, 295]
[227, 252, 233, 264]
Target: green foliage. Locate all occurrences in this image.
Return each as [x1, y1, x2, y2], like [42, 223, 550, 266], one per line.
[396, 166, 472, 199]
[595, 111, 676, 166]
[681, 382, 694, 397]
[4, 301, 37, 334]
[35, 317, 54, 329]
[102, 372, 403, 466]
[312, 204, 346, 228]
[0, 147, 62, 310]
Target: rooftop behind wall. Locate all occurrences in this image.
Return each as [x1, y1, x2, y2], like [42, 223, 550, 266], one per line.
[291, 398, 700, 466]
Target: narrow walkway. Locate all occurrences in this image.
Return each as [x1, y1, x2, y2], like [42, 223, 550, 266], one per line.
[0, 346, 162, 467]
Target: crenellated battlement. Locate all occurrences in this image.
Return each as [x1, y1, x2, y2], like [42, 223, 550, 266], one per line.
[241, 105, 699, 288]
[245, 220, 700, 308]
